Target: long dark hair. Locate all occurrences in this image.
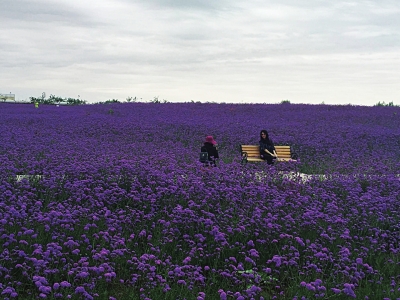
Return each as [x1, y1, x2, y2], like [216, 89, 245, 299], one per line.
[260, 129, 270, 141]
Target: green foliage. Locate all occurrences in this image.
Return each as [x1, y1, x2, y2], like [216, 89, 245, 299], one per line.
[189, 100, 202, 104]
[126, 96, 137, 102]
[281, 99, 291, 104]
[49, 94, 64, 104]
[104, 99, 121, 104]
[150, 96, 161, 103]
[92, 99, 121, 104]
[150, 96, 169, 104]
[374, 101, 397, 107]
[237, 269, 279, 290]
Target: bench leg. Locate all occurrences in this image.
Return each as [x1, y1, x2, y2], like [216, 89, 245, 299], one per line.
[241, 153, 248, 164]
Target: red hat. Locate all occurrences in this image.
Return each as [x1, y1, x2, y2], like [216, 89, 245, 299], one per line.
[205, 136, 217, 145]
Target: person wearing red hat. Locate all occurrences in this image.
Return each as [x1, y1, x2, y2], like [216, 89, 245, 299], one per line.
[200, 136, 219, 166]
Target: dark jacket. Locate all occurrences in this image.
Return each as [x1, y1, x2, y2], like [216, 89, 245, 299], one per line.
[201, 142, 219, 162]
[259, 139, 275, 158]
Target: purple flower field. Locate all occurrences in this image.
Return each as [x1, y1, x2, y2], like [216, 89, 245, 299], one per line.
[0, 103, 399, 299]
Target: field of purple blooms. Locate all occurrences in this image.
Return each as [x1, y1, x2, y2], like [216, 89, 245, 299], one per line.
[0, 102, 399, 300]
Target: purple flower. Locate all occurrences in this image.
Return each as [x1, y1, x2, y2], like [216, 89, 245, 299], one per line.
[343, 283, 356, 298]
[247, 240, 255, 247]
[245, 256, 255, 265]
[75, 286, 86, 294]
[248, 249, 259, 258]
[1, 287, 18, 298]
[294, 236, 305, 246]
[272, 255, 282, 267]
[219, 291, 227, 300]
[39, 286, 51, 294]
[182, 256, 191, 264]
[306, 284, 315, 291]
[2, 103, 400, 300]
[60, 281, 71, 288]
[76, 271, 89, 279]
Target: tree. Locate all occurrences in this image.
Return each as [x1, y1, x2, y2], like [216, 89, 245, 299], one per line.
[126, 96, 137, 102]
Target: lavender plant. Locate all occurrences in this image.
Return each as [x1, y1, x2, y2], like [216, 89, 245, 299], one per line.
[0, 102, 399, 299]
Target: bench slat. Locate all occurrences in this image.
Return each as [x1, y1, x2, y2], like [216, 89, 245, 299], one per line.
[246, 158, 264, 162]
[244, 151, 262, 155]
[242, 145, 291, 149]
[244, 151, 291, 156]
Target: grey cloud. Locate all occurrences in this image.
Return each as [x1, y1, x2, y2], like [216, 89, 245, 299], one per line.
[1, 0, 399, 105]
[131, 0, 232, 11]
[0, 0, 93, 27]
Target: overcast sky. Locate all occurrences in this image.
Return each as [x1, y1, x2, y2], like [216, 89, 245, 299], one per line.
[1, 0, 399, 105]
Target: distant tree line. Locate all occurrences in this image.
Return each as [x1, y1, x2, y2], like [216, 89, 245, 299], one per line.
[92, 99, 121, 104]
[93, 96, 170, 104]
[26, 94, 397, 107]
[29, 94, 86, 105]
[374, 101, 398, 107]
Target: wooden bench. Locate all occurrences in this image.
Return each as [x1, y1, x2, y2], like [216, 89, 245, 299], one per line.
[241, 145, 297, 163]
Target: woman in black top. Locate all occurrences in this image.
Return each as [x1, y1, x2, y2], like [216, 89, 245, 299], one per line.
[259, 130, 277, 165]
[200, 136, 219, 166]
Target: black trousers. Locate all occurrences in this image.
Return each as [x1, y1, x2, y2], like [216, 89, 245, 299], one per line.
[261, 154, 274, 165]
